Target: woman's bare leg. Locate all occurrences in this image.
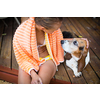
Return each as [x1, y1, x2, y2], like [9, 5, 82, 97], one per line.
[38, 60, 56, 84]
[18, 67, 31, 84]
[18, 60, 56, 84]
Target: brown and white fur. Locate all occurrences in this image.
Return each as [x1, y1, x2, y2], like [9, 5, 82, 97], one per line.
[61, 38, 90, 77]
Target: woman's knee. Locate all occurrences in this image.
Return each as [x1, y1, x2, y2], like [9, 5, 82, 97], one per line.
[38, 60, 56, 84]
[18, 67, 31, 84]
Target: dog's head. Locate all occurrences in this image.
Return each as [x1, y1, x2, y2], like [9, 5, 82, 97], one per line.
[61, 38, 88, 61]
[61, 38, 89, 72]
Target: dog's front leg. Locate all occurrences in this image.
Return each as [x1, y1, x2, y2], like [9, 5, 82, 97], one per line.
[66, 58, 82, 77]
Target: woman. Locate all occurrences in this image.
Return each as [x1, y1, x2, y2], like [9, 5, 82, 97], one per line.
[13, 17, 64, 84]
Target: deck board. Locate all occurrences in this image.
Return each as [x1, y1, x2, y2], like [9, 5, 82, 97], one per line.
[89, 50, 100, 77]
[84, 17, 100, 34]
[82, 64, 100, 84]
[55, 63, 71, 83]
[0, 20, 4, 53]
[12, 18, 19, 70]
[0, 17, 100, 84]
[63, 18, 82, 37]
[76, 17, 100, 46]
[0, 18, 13, 68]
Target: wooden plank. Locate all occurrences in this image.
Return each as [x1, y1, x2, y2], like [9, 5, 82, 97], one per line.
[76, 17, 100, 46]
[84, 17, 100, 34]
[60, 18, 76, 37]
[50, 78, 71, 84]
[0, 18, 13, 68]
[63, 61, 86, 84]
[0, 65, 18, 75]
[93, 17, 100, 27]
[0, 70, 18, 84]
[55, 63, 71, 83]
[60, 19, 69, 32]
[0, 20, 4, 26]
[63, 18, 81, 37]
[68, 17, 100, 59]
[13, 17, 20, 29]
[12, 45, 19, 70]
[0, 20, 4, 53]
[89, 50, 100, 77]
[82, 64, 100, 84]
[12, 18, 19, 70]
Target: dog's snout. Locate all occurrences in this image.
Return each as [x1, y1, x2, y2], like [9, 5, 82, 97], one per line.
[79, 46, 84, 51]
[61, 40, 64, 44]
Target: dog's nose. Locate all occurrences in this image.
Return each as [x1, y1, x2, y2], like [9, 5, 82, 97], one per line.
[61, 40, 64, 44]
[79, 46, 84, 51]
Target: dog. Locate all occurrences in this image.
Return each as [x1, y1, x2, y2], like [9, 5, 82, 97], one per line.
[61, 31, 90, 77]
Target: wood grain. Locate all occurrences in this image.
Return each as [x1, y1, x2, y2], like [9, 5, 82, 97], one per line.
[84, 17, 100, 34]
[76, 17, 100, 46]
[12, 18, 19, 70]
[55, 64, 71, 83]
[0, 18, 12, 68]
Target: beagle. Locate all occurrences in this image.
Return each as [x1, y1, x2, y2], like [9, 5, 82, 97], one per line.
[61, 32, 90, 77]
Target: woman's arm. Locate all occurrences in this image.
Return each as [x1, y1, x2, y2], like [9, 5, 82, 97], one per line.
[30, 70, 42, 84]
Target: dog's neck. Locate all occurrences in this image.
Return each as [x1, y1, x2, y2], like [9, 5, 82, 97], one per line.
[65, 51, 83, 61]
[71, 54, 80, 61]
[64, 52, 80, 61]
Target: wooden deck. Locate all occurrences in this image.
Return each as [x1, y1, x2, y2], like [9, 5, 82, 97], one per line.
[0, 17, 100, 84]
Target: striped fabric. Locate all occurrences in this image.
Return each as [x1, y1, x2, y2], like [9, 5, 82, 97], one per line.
[13, 17, 64, 74]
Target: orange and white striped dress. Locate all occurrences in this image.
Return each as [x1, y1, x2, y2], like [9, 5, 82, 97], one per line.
[13, 17, 64, 75]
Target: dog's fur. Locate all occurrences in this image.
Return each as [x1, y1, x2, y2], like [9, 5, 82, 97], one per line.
[61, 31, 90, 77]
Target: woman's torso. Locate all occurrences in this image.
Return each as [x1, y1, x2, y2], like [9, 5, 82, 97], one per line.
[36, 31, 49, 58]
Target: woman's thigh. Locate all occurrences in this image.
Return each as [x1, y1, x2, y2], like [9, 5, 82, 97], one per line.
[18, 67, 31, 84]
[38, 59, 56, 84]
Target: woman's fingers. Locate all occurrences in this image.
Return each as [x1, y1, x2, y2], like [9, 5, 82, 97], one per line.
[31, 78, 42, 84]
[38, 78, 42, 84]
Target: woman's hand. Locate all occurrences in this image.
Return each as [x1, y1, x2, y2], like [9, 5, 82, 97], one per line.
[30, 70, 42, 84]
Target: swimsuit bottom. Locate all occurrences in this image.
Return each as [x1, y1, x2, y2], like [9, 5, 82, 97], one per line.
[39, 55, 52, 61]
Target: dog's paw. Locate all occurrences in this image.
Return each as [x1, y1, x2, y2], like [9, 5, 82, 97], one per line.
[74, 72, 82, 77]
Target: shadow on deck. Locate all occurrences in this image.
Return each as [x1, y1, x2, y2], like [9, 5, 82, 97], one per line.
[0, 17, 100, 84]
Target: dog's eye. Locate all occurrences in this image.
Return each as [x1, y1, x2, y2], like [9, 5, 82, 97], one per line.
[73, 41, 78, 46]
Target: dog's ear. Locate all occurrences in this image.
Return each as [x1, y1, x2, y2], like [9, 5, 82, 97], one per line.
[64, 52, 72, 60]
[78, 49, 88, 72]
[78, 55, 85, 72]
